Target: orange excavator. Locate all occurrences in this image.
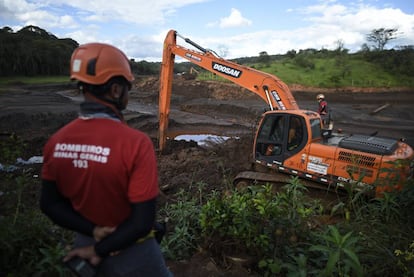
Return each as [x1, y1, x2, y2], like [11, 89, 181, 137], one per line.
[158, 30, 414, 197]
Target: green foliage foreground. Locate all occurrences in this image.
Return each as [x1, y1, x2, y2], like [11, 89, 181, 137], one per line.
[160, 177, 414, 276]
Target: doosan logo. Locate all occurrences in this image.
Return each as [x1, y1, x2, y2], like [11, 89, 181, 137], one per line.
[212, 62, 242, 78]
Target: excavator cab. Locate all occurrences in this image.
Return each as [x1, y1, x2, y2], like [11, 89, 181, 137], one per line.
[255, 112, 308, 165]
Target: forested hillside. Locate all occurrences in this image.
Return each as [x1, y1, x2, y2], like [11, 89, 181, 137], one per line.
[237, 48, 414, 87]
[1, 25, 413, 87]
[0, 26, 78, 76]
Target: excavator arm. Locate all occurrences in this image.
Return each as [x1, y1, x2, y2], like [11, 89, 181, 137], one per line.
[159, 30, 299, 150]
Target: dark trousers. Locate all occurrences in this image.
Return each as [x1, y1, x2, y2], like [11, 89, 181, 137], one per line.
[74, 233, 173, 277]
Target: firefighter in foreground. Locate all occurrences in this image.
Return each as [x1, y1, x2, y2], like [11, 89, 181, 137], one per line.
[40, 43, 172, 276]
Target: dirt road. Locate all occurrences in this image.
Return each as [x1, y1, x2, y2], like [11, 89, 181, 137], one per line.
[0, 78, 413, 276]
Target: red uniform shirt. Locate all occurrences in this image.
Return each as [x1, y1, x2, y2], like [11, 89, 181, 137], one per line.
[318, 100, 328, 115]
[41, 117, 159, 227]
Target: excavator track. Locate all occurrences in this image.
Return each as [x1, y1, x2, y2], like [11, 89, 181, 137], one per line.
[233, 170, 349, 207]
[233, 170, 337, 191]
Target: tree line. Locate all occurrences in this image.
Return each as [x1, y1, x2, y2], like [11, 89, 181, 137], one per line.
[0, 25, 413, 79]
[0, 26, 78, 76]
[237, 28, 414, 79]
[0, 25, 162, 77]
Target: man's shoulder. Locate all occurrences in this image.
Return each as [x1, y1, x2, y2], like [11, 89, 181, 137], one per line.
[114, 123, 154, 143]
[48, 118, 151, 142]
[117, 123, 148, 136]
[47, 118, 80, 137]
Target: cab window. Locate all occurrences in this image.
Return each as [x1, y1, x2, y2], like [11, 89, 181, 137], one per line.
[310, 118, 321, 140]
[287, 116, 303, 151]
[256, 115, 285, 156]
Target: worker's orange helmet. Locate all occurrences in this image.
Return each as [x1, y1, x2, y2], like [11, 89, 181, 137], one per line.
[70, 43, 134, 85]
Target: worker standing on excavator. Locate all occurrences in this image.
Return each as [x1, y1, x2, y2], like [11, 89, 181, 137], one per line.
[317, 93, 331, 129]
[317, 94, 328, 116]
[40, 42, 172, 276]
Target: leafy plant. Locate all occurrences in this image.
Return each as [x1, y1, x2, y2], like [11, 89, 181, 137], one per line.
[376, 159, 412, 191]
[371, 191, 400, 223]
[282, 253, 308, 277]
[0, 133, 27, 165]
[199, 179, 322, 275]
[0, 171, 72, 276]
[36, 244, 71, 276]
[310, 225, 363, 276]
[330, 160, 375, 222]
[160, 184, 205, 260]
[258, 258, 283, 276]
[345, 179, 413, 276]
[395, 240, 414, 277]
[0, 208, 72, 276]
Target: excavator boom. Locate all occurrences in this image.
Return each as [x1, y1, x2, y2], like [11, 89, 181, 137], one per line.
[159, 30, 299, 150]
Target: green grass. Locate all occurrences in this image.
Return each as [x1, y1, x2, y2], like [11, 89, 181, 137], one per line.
[2, 53, 414, 89]
[0, 76, 70, 86]
[240, 56, 413, 88]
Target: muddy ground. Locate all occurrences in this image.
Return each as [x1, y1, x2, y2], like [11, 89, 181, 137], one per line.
[0, 77, 413, 276]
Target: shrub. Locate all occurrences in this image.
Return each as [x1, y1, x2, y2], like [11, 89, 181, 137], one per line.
[0, 133, 27, 165]
[309, 225, 363, 276]
[0, 171, 72, 276]
[395, 240, 414, 276]
[200, 178, 323, 275]
[160, 183, 205, 260]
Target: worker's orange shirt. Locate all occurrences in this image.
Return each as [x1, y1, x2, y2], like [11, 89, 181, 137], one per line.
[41, 118, 159, 227]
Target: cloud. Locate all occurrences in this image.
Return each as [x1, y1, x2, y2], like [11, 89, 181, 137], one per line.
[117, 33, 164, 61]
[0, 0, 36, 20]
[64, 28, 100, 45]
[1, 0, 413, 61]
[1, 0, 210, 29]
[219, 8, 252, 28]
[0, 0, 212, 57]
[288, 2, 414, 50]
[0, 0, 80, 30]
[38, 0, 209, 26]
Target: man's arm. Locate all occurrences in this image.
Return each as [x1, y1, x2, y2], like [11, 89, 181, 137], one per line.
[63, 198, 157, 264]
[320, 101, 328, 114]
[40, 179, 95, 237]
[94, 198, 156, 257]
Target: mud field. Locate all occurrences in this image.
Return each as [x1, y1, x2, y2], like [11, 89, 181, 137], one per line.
[0, 77, 413, 276]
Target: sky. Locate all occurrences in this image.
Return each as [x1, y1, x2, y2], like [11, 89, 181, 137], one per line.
[1, 0, 413, 62]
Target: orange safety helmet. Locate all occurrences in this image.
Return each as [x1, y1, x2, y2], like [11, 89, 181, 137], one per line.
[70, 43, 134, 85]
